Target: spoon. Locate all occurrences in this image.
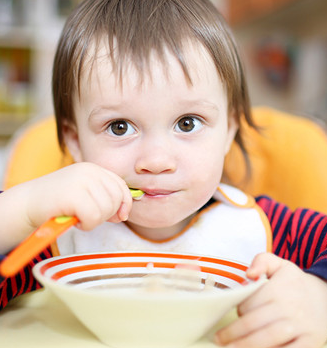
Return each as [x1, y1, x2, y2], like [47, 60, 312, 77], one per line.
[0, 188, 144, 277]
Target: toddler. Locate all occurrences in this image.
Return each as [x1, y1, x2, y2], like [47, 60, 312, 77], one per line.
[1, 1, 327, 347]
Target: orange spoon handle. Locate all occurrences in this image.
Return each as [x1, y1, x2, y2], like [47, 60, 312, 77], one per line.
[0, 216, 78, 277]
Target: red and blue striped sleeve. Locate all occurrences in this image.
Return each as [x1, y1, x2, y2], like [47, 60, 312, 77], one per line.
[256, 195, 327, 280]
[0, 248, 52, 310]
[0, 190, 53, 310]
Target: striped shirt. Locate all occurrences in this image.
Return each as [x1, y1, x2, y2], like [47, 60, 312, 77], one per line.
[1, 195, 327, 310]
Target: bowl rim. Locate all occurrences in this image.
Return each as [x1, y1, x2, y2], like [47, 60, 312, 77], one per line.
[32, 251, 263, 300]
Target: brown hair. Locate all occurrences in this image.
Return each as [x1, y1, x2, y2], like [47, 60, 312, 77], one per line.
[52, 0, 255, 163]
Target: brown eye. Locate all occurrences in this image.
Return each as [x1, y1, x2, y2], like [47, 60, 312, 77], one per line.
[176, 116, 202, 133]
[107, 120, 135, 136]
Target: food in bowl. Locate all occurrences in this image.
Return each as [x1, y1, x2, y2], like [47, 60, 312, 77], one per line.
[33, 251, 265, 348]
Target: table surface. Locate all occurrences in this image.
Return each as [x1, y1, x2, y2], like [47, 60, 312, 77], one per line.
[1, 289, 326, 348]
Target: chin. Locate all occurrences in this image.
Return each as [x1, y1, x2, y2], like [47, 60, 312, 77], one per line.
[128, 217, 178, 228]
[127, 211, 194, 232]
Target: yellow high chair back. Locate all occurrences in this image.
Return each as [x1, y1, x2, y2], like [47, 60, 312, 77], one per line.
[3, 107, 327, 213]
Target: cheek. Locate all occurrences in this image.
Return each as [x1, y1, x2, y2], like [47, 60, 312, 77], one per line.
[193, 162, 224, 199]
[81, 143, 135, 178]
[187, 142, 225, 182]
[183, 148, 225, 204]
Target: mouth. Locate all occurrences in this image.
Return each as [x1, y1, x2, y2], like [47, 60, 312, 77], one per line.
[141, 188, 177, 198]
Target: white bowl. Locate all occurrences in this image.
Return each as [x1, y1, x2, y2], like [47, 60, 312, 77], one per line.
[33, 251, 265, 348]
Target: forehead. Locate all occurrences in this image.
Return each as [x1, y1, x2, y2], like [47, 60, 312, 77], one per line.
[79, 38, 225, 94]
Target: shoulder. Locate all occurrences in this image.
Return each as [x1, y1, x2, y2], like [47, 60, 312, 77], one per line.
[255, 195, 291, 218]
[255, 194, 327, 219]
[255, 194, 327, 239]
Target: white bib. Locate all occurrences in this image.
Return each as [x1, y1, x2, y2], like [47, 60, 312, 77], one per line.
[54, 184, 272, 265]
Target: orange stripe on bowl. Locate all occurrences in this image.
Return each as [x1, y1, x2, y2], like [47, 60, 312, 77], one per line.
[50, 261, 245, 284]
[40, 252, 247, 274]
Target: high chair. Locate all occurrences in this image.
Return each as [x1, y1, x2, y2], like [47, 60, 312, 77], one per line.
[3, 107, 327, 213]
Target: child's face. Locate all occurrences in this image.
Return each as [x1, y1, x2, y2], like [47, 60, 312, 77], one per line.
[65, 42, 237, 240]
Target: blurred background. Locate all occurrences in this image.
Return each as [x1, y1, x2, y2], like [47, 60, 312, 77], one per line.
[0, 0, 326, 175]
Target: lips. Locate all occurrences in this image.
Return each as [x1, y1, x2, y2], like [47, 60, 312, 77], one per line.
[140, 189, 176, 196]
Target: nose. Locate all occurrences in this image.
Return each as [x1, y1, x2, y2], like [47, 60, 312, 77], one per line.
[135, 137, 177, 174]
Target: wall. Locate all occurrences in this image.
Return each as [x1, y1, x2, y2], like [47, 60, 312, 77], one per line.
[231, 0, 327, 121]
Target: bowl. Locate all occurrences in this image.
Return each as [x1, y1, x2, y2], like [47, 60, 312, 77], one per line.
[33, 251, 265, 348]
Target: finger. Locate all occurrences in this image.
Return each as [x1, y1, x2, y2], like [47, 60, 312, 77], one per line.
[116, 201, 130, 222]
[216, 319, 299, 348]
[107, 212, 123, 224]
[247, 253, 284, 280]
[68, 180, 123, 229]
[99, 170, 133, 217]
[280, 336, 322, 348]
[84, 170, 132, 224]
[216, 302, 283, 345]
[73, 198, 108, 230]
[237, 280, 273, 315]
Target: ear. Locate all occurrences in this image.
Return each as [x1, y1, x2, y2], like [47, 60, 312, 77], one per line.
[224, 109, 239, 155]
[63, 123, 83, 162]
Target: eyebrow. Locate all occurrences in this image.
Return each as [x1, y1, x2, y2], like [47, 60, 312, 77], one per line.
[88, 104, 123, 121]
[179, 99, 220, 111]
[88, 98, 220, 120]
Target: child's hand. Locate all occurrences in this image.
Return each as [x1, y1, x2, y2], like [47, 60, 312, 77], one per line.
[215, 253, 327, 348]
[0, 162, 132, 253]
[27, 162, 133, 230]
